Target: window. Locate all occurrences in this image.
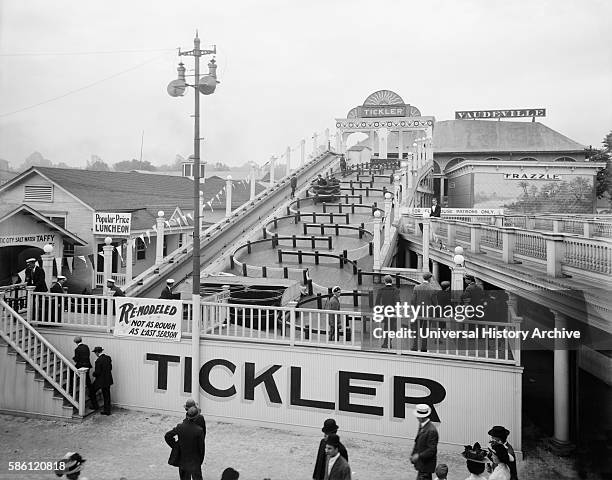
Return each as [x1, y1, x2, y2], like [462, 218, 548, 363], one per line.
[24, 185, 53, 202]
[46, 216, 66, 228]
[554, 157, 576, 162]
[178, 234, 184, 248]
[63, 241, 75, 257]
[136, 238, 146, 260]
[182, 163, 206, 178]
[163, 237, 167, 257]
[518, 157, 538, 162]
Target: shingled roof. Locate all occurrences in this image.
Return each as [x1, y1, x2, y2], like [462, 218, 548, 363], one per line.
[25, 167, 264, 211]
[432, 120, 586, 154]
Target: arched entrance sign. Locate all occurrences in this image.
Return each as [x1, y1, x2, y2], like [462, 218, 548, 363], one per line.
[336, 90, 435, 161]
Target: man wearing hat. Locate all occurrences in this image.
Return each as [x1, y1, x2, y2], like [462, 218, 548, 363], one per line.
[410, 404, 439, 480]
[92, 346, 113, 415]
[461, 275, 484, 308]
[375, 275, 400, 349]
[183, 398, 207, 432]
[73, 337, 98, 411]
[50, 275, 67, 323]
[411, 273, 440, 352]
[325, 286, 342, 341]
[54, 451, 86, 479]
[322, 433, 351, 480]
[160, 278, 180, 300]
[313, 419, 348, 480]
[106, 278, 125, 297]
[165, 406, 206, 480]
[488, 426, 518, 480]
[25, 257, 47, 292]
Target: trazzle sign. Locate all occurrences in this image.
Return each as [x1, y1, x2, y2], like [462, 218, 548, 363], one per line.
[145, 354, 448, 422]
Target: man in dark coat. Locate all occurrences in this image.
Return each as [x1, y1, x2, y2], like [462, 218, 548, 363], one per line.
[429, 198, 441, 218]
[411, 273, 440, 352]
[50, 275, 66, 323]
[290, 174, 298, 198]
[73, 337, 98, 410]
[106, 279, 124, 297]
[323, 434, 351, 480]
[313, 419, 348, 480]
[410, 404, 439, 480]
[183, 398, 207, 434]
[461, 275, 485, 308]
[375, 275, 401, 349]
[25, 258, 47, 292]
[92, 346, 113, 415]
[165, 406, 206, 480]
[160, 279, 181, 300]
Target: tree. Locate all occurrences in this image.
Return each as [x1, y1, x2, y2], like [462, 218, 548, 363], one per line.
[590, 131, 612, 200]
[20, 151, 53, 171]
[157, 154, 185, 172]
[114, 159, 157, 172]
[86, 155, 110, 171]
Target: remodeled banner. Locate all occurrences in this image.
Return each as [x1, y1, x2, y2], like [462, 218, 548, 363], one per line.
[114, 298, 182, 342]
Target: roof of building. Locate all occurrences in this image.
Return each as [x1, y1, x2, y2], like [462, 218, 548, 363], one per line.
[3, 167, 265, 213]
[347, 145, 371, 152]
[0, 204, 86, 245]
[432, 120, 586, 154]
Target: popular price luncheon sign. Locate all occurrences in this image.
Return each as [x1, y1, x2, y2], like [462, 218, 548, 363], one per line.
[114, 298, 182, 342]
[93, 212, 132, 236]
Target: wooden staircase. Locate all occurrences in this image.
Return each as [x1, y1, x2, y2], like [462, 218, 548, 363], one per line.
[0, 299, 95, 420]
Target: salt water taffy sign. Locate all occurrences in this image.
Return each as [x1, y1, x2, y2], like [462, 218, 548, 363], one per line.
[93, 212, 132, 236]
[114, 298, 182, 342]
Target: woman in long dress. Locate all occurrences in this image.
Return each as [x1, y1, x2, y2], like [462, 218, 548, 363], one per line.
[461, 442, 489, 480]
[488, 442, 512, 480]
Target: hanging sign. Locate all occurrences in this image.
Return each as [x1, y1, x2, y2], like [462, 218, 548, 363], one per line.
[93, 212, 132, 236]
[455, 108, 546, 120]
[114, 298, 182, 342]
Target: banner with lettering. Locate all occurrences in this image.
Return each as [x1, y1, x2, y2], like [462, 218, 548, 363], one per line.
[93, 212, 132, 236]
[404, 208, 504, 216]
[0, 233, 59, 248]
[114, 298, 182, 342]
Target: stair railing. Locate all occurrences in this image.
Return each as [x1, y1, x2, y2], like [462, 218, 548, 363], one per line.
[0, 298, 87, 416]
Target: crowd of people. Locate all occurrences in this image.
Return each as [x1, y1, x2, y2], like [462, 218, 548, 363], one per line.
[50, 398, 517, 480]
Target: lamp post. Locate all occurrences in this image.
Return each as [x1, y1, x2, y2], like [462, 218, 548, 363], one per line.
[167, 31, 219, 403]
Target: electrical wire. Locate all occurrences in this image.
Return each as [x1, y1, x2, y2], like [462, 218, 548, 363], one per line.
[0, 48, 177, 57]
[0, 52, 171, 118]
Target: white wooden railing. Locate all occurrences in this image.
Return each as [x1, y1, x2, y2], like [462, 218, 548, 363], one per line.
[0, 299, 87, 415]
[95, 273, 126, 287]
[402, 215, 612, 278]
[26, 292, 521, 365]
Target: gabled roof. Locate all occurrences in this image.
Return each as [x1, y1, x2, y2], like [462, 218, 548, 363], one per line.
[432, 120, 586, 154]
[0, 167, 266, 212]
[0, 204, 86, 245]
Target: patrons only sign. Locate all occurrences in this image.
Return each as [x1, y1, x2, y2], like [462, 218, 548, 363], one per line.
[93, 212, 132, 236]
[114, 298, 182, 342]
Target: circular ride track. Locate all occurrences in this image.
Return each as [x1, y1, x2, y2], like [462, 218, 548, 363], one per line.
[226, 160, 418, 313]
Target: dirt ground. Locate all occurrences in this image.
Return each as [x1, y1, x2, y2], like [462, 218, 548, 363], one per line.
[0, 410, 597, 480]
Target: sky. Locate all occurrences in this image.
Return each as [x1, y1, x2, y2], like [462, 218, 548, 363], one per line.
[0, 0, 611, 169]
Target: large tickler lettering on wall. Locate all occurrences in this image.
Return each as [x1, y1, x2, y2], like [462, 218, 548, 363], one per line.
[115, 299, 182, 341]
[145, 354, 448, 422]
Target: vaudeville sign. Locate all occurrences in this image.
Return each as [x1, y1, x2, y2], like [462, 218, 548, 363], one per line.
[455, 108, 546, 120]
[114, 298, 182, 342]
[93, 212, 132, 236]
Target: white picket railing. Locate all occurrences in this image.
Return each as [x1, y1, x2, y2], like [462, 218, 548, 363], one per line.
[0, 299, 87, 415]
[95, 273, 126, 287]
[405, 216, 612, 277]
[26, 292, 521, 365]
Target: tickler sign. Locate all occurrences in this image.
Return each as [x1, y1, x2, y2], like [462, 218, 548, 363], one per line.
[145, 354, 448, 421]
